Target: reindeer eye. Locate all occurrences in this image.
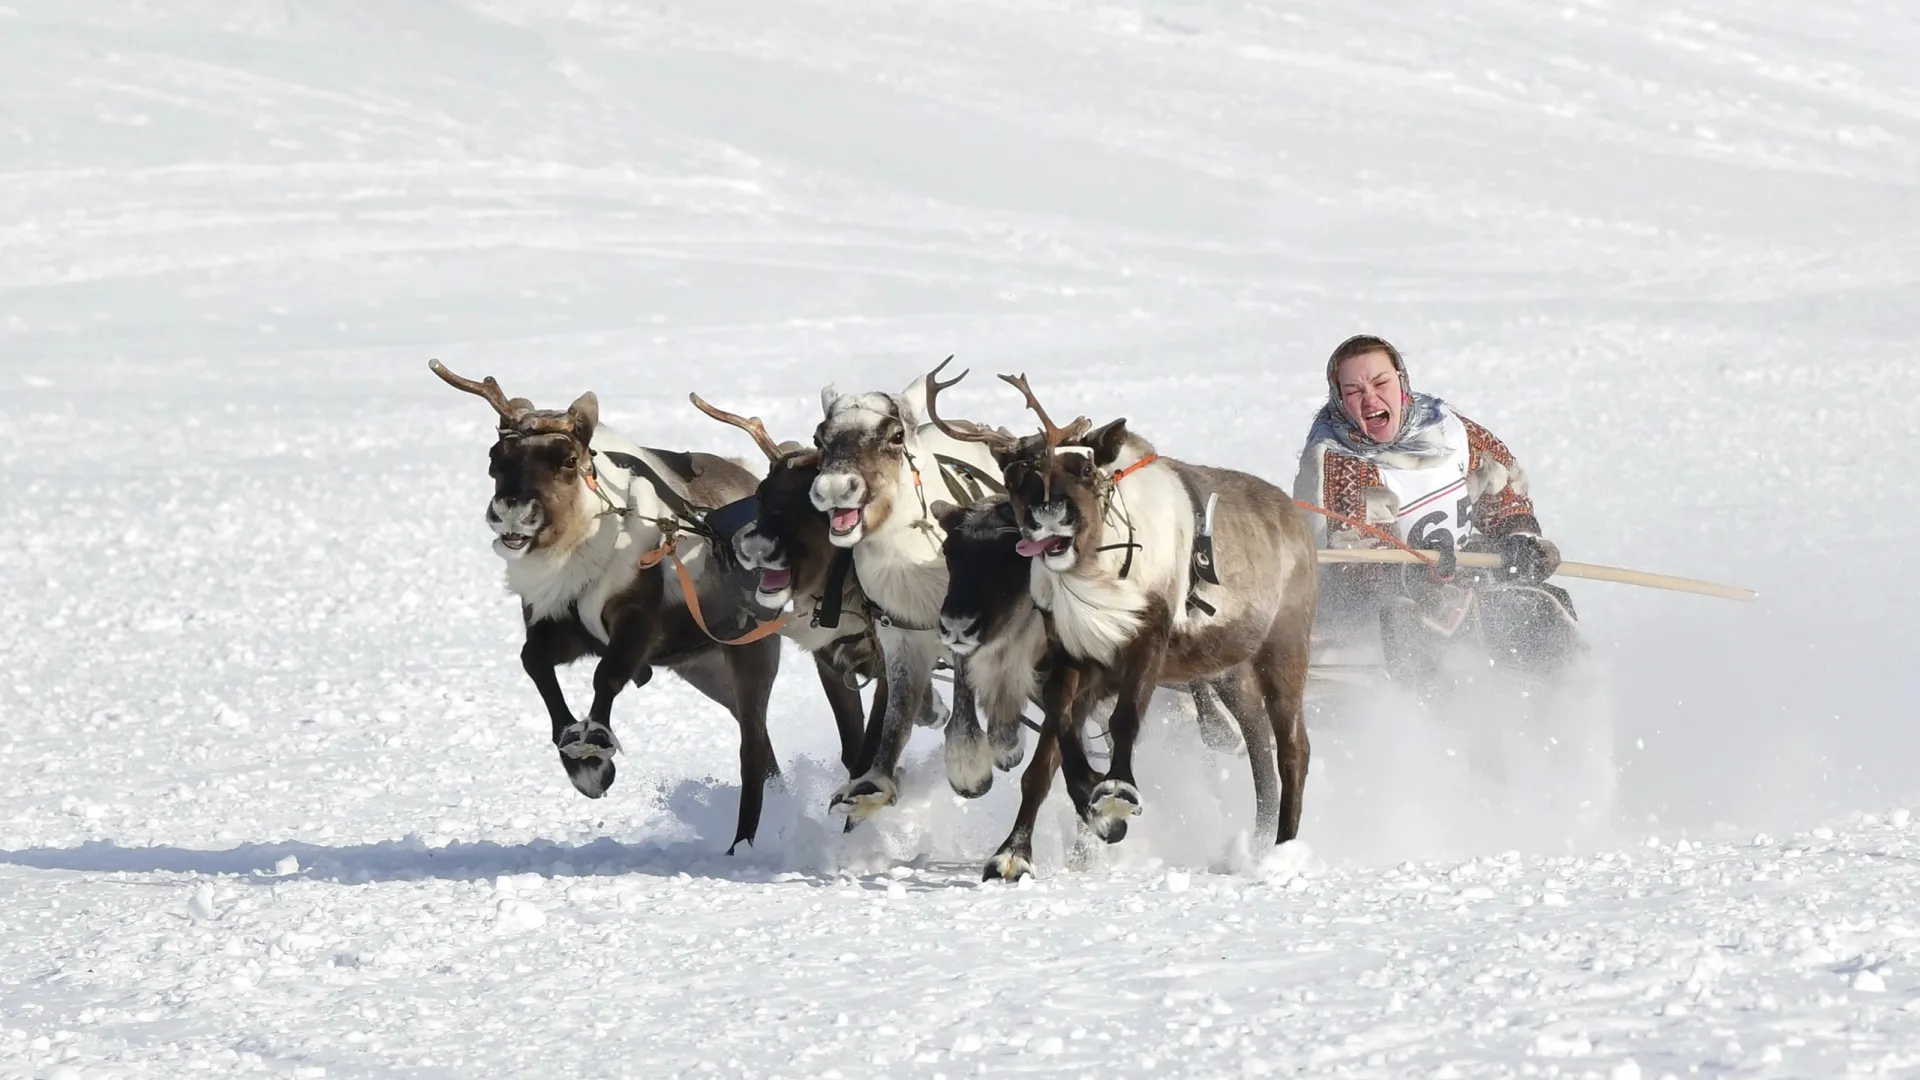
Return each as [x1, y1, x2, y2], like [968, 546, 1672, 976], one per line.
[888, 426, 905, 446]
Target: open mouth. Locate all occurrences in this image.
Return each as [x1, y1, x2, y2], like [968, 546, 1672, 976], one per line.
[828, 507, 863, 536]
[1015, 536, 1072, 559]
[499, 533, 533, 552]
[757, 568, 793, 595]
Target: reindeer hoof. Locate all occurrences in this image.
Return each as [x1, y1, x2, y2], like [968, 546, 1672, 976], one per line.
[829, 774, 897, 823]
[557, 720, 620, 798]
[992, 738, 1026, 772]
[917, 694, 949, 728]
[1087, 780, 1142, 843]
[982, 851, 1033, 882]
[950, 773, 991, 799]
[560, 753, 616, 799]
[944, 722, 994, 799]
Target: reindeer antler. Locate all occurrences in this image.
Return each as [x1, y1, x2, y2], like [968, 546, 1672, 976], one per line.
[997, 372, 1090, 452]
[924, 355, 1018, 452]
[688, 392, 784, 462]
[428, 359, 527, 425]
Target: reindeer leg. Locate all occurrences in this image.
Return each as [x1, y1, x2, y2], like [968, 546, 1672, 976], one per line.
[942, 657, 994, 799]
[986, 700, 1028, 772]
[839, 674, 891, 833]
[851, 674, 889, 778]
[984, 664, 1084, 882]
[720, 635, 782, 854]
[1213, 665, 1281, 843]
[1049, 676, 1103, 827]
[1261, 625, 1313, 845]
[830, 627, 935, 825]
[555, 575, 668, 800]
[813, 654, 868, 776]
[1190, 679, 1243, 753]
[519, 619, 616, 795]
[557, 629, 652, 799]
[1085, 619, 1170, 843]
[522, 617, 594, 743]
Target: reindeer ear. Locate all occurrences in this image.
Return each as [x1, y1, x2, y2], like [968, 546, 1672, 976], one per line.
[1087, 418, 1130, 466]
[930, 499, 965, 533]
[819, 385, 840, 416]
[567, 392, 599, 440]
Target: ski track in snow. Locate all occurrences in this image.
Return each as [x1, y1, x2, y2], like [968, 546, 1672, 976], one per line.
[2, 0, 1917, 1076]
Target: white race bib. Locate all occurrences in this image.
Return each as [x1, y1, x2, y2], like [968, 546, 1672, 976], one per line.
[1376, 411, 1474, 552]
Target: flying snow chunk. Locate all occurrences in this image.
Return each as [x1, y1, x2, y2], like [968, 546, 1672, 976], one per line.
[1162, 870, 1191, 894]
[1256, 839, 1316, 883]
[495, 898, 547, 931]
[274, 855, 301, 876]
[188, 884, 219, 922]
[1609, 1060, 1643, 1080]
[1532, 1031, 1593, 1057]
[1851, 969, 1886, 993]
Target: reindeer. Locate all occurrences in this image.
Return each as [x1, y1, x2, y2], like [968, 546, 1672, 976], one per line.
[428, 359, 792, 854]
[929, 370, 1319, 880]
[803, 367, 1016, 819]
[931, 492, 1245, 760]
[685, 393, 898, 779]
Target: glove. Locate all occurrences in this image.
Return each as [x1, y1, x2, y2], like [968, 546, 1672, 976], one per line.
[1495, 532, 1560, 583]
[1409, 526, 1456, 583]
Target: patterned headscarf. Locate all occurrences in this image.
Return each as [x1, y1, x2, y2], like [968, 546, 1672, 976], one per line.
[1304, 334, 1455, 469]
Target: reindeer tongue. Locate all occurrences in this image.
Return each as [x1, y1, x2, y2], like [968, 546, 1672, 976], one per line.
[758, 569, 792, 592]
[829, 508, 861, 533]
[1015, 537, 1052, 558]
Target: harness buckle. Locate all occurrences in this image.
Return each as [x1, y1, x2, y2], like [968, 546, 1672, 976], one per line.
[1192, 491, 1221, 586]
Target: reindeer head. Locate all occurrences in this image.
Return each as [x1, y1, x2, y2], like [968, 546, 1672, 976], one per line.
[688, 393, 827, 613]
[807, 380, 926, 548]
[1004, 422, 1131, 575]
[933, 495, 1029, 657]
[927, 365, 1135, 576]
[429, 359, 600, 562]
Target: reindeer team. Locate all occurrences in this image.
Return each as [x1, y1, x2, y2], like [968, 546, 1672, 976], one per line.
[431, 354, 1319, 880]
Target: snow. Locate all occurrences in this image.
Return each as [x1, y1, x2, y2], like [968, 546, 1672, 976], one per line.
[2, 0, 1918, 1076]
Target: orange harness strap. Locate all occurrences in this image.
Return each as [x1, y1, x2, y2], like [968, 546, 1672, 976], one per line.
[637, 536, 790, 647]
[1108, 453, 1159, 486]
[1292, 498, 1452, 582]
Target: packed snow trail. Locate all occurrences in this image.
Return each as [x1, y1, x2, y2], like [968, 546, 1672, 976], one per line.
[3, 0, 1918, 1076]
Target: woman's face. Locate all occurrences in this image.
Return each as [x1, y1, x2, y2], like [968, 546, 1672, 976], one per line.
[1336, 350, 1403, 443]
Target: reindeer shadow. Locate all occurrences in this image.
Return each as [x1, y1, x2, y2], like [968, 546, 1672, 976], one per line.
[0, 760, 998, 891]
[0, 770, 845, 889]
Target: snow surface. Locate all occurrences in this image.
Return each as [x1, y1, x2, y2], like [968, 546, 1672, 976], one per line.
[3, 0, 1918, 1076]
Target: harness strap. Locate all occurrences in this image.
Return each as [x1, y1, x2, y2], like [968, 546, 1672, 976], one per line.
[638, 536, 790, 647]
[599, 449, 707, 533]
[1109, 453, 1159, 485]
[864, 599, 937, 633]
[902, 446, 939, 541]
[813, 548, 854, 630]
[933, 453, 1005, 506]
[1099, 453, 1157, 579]
[1293, 498, 1451, 584]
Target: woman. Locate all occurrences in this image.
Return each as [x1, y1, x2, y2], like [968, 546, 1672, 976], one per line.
[1292, 334, 1582, 692]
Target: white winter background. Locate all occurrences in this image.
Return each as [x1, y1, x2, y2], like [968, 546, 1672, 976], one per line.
[2, 1, 1917, 1078]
